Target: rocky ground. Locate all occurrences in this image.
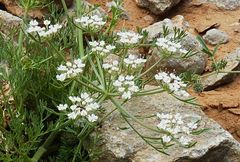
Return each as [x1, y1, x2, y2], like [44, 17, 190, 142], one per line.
[87, 0, 240, 142]
[0, 0, 240, 161]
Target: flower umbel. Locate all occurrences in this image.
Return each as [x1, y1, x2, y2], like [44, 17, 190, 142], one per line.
[89, 40, 116, 56]
[157, 112, 199, 145]
[156, 37, 187, 54]
[75, 15, 106, 32]
[117, 31, 143, 45]
[124, 54, 146, 69]
[56, 59, 85, 82]
[103, 60, 119, 74]
[155, 72, 189, 97]
[113, 75, 139, 99]
[57, 93, 100, 122]
[27, 19, 62, 37]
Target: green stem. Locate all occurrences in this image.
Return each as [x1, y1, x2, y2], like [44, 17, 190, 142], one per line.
[135, 57, 163, 80]
[16, 8, 28, 57]
[31, 120, 71, 161]
[61, 0, 69, 14]
[76, 0, 84, 58]
[31, 131, 59, 162]
[109, 97, 170, 134]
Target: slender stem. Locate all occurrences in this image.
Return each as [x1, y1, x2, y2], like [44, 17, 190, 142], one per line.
[31, 120, 71, 161]
[31, 131, 59, 161]
[135, 57, 163, 80]
[219, 70, 240, 74]
[76, 0, 84, 58]
[110, 97, 170, 134]
[16, 8, 28, 57]
[134, 89, 165, 97]
[61, 0, 69, 14]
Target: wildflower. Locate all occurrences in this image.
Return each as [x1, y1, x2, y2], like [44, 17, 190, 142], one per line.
[87, 114, 98, 122]
[124, 54, 146, 68]
[117, 31, 143, 45]
[27, 19, 62, 37]
[58, 93, 100, 122]
[156, 37, 188, 54]
[56, 59, 85, 82]
[179, 136, 192, 145]
[155, 72, 189, 97]
[75, 15, 106, 31]
[103, 60, 119, 73]
[57, 104, 68, 111]
[89, 40, 115, 56]
[162, 135, 172, 143]
[113, 75, 139, 99]
[156, 112, 199, 145]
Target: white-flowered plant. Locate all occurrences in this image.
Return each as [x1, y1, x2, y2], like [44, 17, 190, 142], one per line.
[157, 112, 199, 145]
[56, 59, 85, 82]
[75, 15, 106, 31]
[117, 31, 143, 45]
[103, 60, 119, 73]
[27, 19, 62, 37]
[57, 93, 100, 122]
[124, 54, 146, 68]
[156, 37, 188, 54]
[113, 75, 139, 99]
[155, 72, 189, 97]
[89, 40, 116, 56]
[3, 1, 208, 160]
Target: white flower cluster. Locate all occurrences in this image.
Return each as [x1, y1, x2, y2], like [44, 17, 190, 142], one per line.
[157, 112, 198, 145]
[89, 40, 116, 56]
[113, 75, 139, 99]
[57, 93, 100, 122]
[103, 60, 119, 73]
[117, 31, 143, 45]
[75, 15, 106, 31]
[155, 72, 189, 97]
[56, 59, 85, 82]
[27, 20, 62, 37]
[124, 54, 146, 68]
[156, 37, 188, 54]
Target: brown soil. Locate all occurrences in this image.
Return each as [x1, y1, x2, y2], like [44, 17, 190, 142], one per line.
[88, 0, 240, 141]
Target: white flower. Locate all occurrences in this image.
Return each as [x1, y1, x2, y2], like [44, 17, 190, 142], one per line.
[59, 93, 100, 122]
[75, 15, 106, 31]
[124, 54, 146, 68]
[179, 136, 192, 145]
[87, 114, 98, 122]
[67, 112, 78, 119]
[56, 59, 85, 82]
[27, 19, 62, 37]
[29, 20, 38, 26]
[117, 31, 143, 45]
[89, 40, 115, 56]
[44, 20, 51, 26]
[162, 135, 172, 143]
[103, 60, 119, 73]
[113, 75, 139, 99]
[156, 37, 188, 54]
[57, 104, 68, 111]
[155, 72, 189, 97]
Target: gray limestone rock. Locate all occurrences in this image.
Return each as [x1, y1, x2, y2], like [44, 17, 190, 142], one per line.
[0, 9, 21, 35]
[96, 86, 240, 162]
[143, 17, 207, 74]
[201, 48, 240, 91]
[203, 29, 229, 45]
[135, 0, 181, 15]
[197, 0, 240, 10]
